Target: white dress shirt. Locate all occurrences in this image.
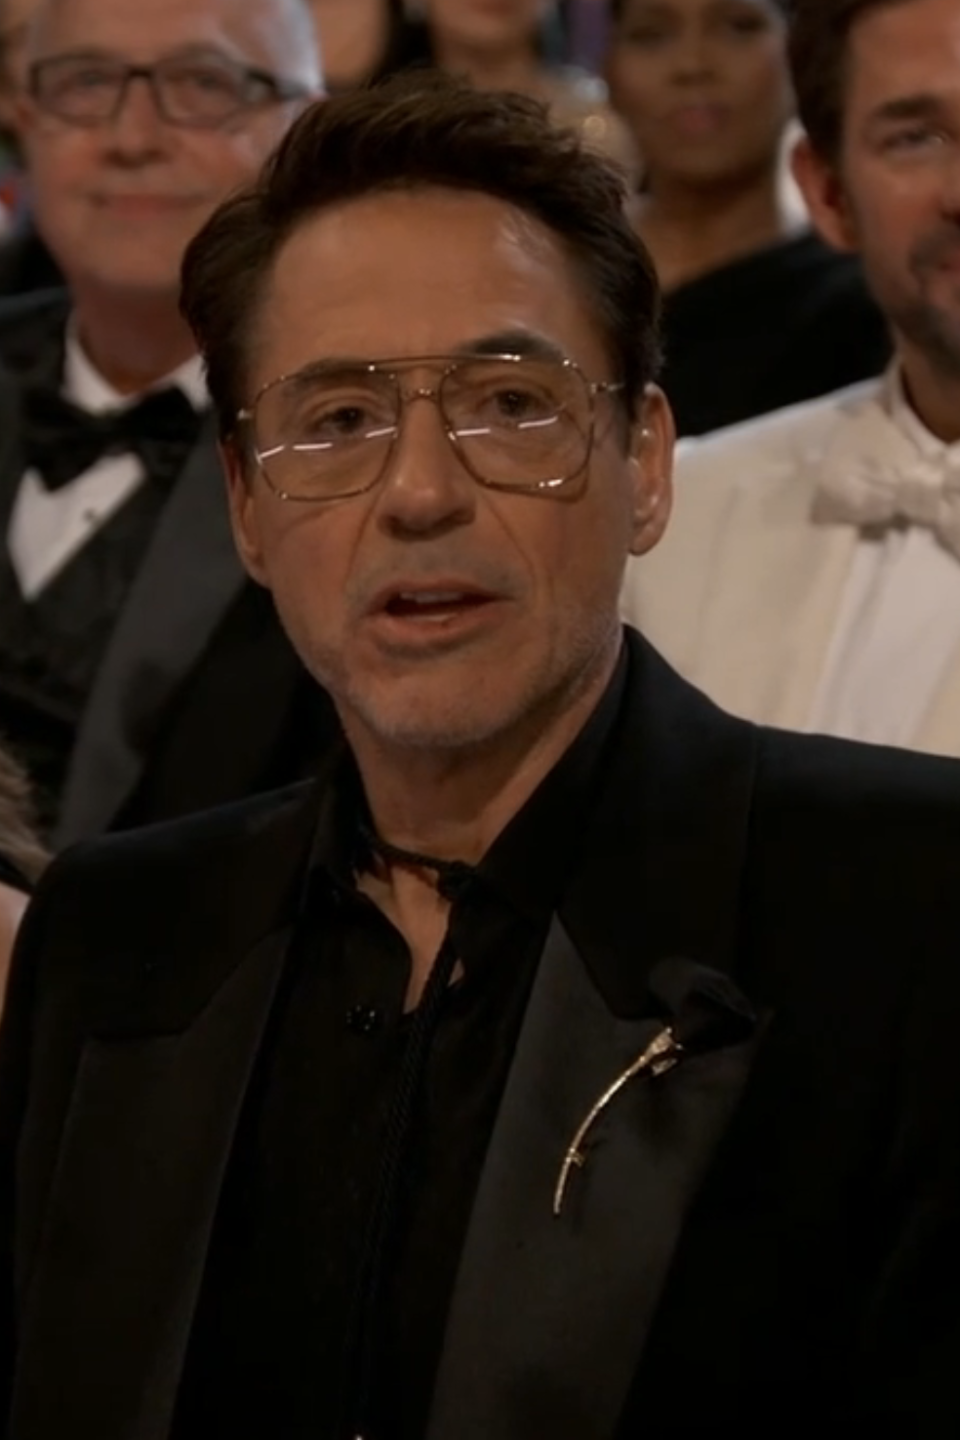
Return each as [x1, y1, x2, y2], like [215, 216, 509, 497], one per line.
[805, 370, 960, 747]
[7, 328, 207, 601]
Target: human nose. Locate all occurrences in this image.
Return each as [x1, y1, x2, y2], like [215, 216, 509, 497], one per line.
[103, 72, 170, 156]
[669, 24, 715, 82]
[374, 387, 477, 536]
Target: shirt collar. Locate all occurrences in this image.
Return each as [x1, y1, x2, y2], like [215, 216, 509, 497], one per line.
[63, 317, 209, 413]
[883, 359, 960, 463]
[306, 637, 630, 927]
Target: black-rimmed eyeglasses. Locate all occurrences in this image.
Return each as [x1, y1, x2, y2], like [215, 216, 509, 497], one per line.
[235, 353, 626, 503]
[28, 51, 311, 128]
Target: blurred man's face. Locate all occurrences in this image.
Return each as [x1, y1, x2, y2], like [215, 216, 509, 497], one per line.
[224, 187, 674, 760]
[18, 0, 319, 306]
[796, 0, 960, 379]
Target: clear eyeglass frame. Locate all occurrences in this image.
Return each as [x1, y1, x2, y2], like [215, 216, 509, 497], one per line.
[234, 352, 627, 504]
[28, 51, 309, 128]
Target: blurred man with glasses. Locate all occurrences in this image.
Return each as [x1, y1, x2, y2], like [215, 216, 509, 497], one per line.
[5, 70, 960, 1440]
[0, 0, 340, 845]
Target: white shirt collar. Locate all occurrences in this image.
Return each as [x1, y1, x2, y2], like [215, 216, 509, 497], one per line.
[63, 320, 209, 414]
[883, 360, 960, 463]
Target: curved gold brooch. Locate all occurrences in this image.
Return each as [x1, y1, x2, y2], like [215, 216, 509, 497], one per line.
[553, 1024, 683, 1217]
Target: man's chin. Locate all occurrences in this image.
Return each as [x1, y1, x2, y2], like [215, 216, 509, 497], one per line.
[338, 677, 521, 756]
[895, 297, 960, 378]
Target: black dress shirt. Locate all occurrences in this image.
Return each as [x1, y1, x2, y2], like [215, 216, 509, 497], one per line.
[173, 649, 627, 1440]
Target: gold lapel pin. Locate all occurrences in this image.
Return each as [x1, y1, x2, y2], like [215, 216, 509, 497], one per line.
[553, 1024, 683, 1217]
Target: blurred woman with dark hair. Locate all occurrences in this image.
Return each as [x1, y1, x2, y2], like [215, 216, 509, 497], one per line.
[391, 0, 638, 173]
[0, 743, 46, 1008]
[606, 0, 890, 434]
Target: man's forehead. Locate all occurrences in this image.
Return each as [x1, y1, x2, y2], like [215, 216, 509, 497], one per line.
[30, 0, 310, 66]
[249, 189, 612, 390]
[846, 0, 960, 113]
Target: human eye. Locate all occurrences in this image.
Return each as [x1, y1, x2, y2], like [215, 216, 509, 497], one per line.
[47, 58, 120, 98]
[70, 64, 117, 88]
[164, 60, 245, 110]
[618, 4, 676, 46]
[492, 387, 554, 424]
[621, 15, 675, 46]
[623, 23, 670, 46]
[291, 381, 393, 446]
[879, 123, 948, 155]
[719, 4, 769, 36]
[466, 367, 563, 430]
[723, 13, 766, 35]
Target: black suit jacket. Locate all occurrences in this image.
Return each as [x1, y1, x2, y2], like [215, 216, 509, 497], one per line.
[0, 221, 62, 301]
[0, 291, 340, 846]
[3, 630, 960, 1438]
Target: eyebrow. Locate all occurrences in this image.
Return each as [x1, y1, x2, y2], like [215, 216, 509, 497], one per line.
[865, 93, 947, 128]
[453, 331, 569, 363]
[272, 333, 571, 396]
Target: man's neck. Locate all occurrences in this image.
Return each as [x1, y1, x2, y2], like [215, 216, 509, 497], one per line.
[637, 171, 799, 292]
[72, 289, 198, 396]
[897, 342, 960, 445]
[346, 646, 619, 868]
[344, 637, 621, 1008]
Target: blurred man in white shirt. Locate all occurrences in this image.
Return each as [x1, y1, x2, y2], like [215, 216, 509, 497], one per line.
[620, 0, 960, 758]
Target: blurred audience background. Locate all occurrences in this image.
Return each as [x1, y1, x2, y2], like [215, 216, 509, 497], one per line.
[307, 0, 405, 92]
[0, 0, 341, 849]
[606, 0, 890, 434]
[0, 0, 900, 856]
[379, 0, 639, 174]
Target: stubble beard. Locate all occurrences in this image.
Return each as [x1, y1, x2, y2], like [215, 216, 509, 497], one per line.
[890, 289, 960, 380]
[314, 604, 623, 758]
[880, 229, 960, 380]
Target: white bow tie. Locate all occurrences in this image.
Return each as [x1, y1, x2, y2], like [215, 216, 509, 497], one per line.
[812, 400, 960, 559]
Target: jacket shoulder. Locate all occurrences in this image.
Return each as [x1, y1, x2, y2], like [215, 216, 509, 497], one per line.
[16, 780, 321, 999]
[753, 726, 960, 908]
[0, 286, 69, 375]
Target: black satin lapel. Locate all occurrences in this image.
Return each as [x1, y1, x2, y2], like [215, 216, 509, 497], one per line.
[9, 925, 290, 1440]
[0, 296, 70, 530]
[56, 422, 244, 844]
[428, 918, 762, 1440]
[0, 376, 30, 535]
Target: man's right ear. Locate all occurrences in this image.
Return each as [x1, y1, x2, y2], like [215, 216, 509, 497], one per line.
[220, 438, 269, 587]
[791, 133, 859, 254]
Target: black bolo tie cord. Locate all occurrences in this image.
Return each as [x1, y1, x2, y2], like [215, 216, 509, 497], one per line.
[343, 822, 477, 1439]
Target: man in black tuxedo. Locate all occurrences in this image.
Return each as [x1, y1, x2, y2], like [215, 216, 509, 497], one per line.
[0, 0, 338, 844]
[4, 69, 960, 1440]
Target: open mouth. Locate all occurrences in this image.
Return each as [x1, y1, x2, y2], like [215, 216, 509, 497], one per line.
[383, 590, 493, 620]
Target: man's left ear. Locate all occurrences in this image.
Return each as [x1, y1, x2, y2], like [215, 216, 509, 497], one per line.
[627, 385, 674, 556]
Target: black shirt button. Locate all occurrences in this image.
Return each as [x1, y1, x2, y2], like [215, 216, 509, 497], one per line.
[346, 1004, 383, 1035]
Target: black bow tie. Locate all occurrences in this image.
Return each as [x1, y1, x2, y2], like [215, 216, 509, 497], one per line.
[21, 383, 204, 492]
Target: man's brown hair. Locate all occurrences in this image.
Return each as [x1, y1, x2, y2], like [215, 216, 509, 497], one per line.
[788, 0, 913, 162]
[180, 71, 661, 441]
